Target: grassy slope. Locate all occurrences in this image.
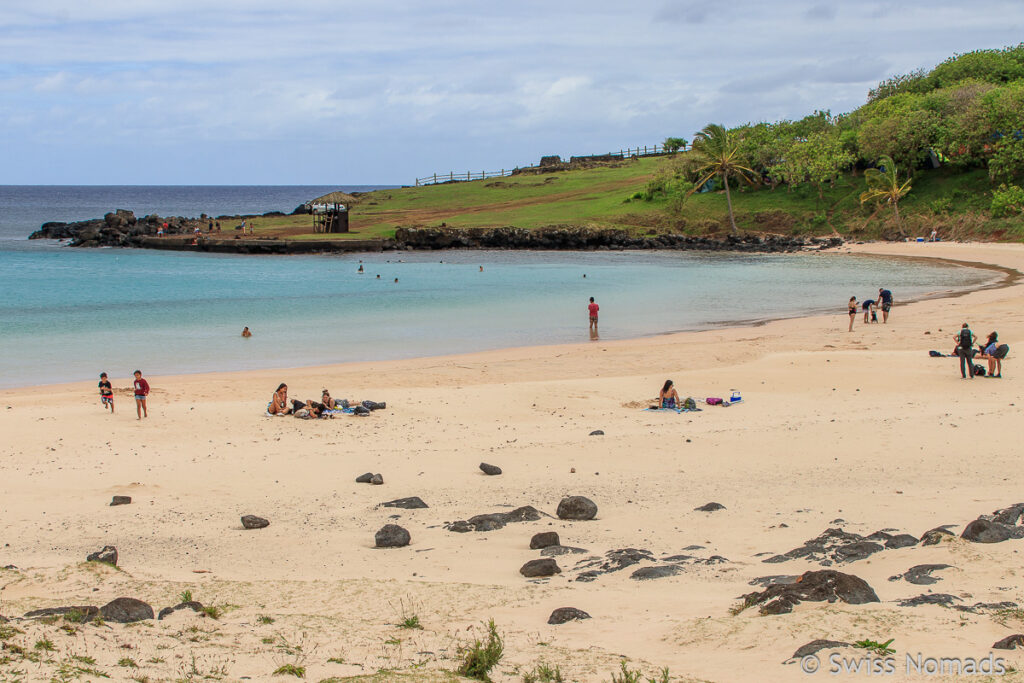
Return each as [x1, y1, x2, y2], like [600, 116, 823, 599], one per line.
[252, 156, 1024, 242]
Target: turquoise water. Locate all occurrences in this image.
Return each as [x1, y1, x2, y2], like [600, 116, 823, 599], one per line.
[0, 243, 997, 388]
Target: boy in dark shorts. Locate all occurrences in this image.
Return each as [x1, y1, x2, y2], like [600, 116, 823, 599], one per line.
[98, 372, 114, 413]
[133, 370, 150, 419]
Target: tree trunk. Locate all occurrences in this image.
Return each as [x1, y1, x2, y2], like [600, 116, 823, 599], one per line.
[722, 171, 737, 234]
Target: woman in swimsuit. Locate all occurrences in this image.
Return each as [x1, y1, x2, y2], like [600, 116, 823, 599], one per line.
[268, 383, 290, 415]
[660, 379, 680, 409]
[848, 296, 857, 332]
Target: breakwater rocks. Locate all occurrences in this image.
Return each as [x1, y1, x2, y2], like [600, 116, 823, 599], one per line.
[30, 211, 842, 254]
[393, 227, 841, 252]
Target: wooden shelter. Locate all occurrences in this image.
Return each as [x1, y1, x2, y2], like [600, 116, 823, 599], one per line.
[307, 191, 358, 233]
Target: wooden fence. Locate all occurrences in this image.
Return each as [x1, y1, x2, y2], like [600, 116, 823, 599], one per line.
[414, 143, 685, 186]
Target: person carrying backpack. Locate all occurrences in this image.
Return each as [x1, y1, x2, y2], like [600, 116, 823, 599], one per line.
[954, 323, 976, 379]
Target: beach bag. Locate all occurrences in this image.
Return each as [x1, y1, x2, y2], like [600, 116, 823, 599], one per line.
[994, 344, 1010, 359]
[929, 350, 943, 357]
[706, 397, 723, 405]
[973, 364, 986, 376]
[682, 397, 697, 410]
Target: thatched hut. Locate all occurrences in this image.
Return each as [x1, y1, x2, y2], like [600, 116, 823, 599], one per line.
[307, 191, 358, 233]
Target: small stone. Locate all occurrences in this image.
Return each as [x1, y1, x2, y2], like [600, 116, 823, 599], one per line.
[375, 524, 410, 548]
[547, 607, 590, 624]
[589, 430, 604, 436]
[630, 565, 681, 580]
[884, 534, 919, 549]
[557, 496, 598, 521]
[920, 526, 955, 546]
[370, 473, 384, 485]
[157, 601, 204, 620]
[520, 558, 561, 577]
[110, 496, 132, 506]
[380, 497, 428, 509]
[479, 463, 502, 476]
[694, 502, 725, 512]
[904, 564, 953, 585]
[241, 515, 269, 529]
[790, 640, 852, 660]
[540, 545, 588, 556]
[993, 634, 1024, 650]
[100, 597, 154, 623]
[355, 472, 374, 483]
[530, 532, 560, 549]
[86, 545, 118, 566]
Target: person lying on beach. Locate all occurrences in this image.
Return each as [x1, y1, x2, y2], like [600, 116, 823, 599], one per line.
[268, 383, 291, 415]
[659, 380, 680, 409]
[321, 389, 358, 409]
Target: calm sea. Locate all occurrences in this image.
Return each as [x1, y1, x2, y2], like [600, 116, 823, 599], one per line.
[0, 186, 998, 389]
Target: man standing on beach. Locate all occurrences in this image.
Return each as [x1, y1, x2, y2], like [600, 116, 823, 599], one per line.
[955, 323, 976, 379]
[588, 297, 599, 333]
[878, 288, 893, 323]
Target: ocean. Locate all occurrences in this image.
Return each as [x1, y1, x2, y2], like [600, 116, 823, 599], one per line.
[0, 186, 999, 389]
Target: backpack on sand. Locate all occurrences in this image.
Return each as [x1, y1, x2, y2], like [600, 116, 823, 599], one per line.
[973, 364, 986, 376]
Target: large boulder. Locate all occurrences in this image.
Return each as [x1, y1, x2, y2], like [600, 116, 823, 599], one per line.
[375, 524, 410, 548]
[961, 518, 1023, 543]
[100, 597, 154, 623]
[530, 532, 560, 549]
[241, 515, 270, 529]
[547, 607, 590, 624]
[741, 570, 880, 615]
[520, 558, 561, 578]
[556, 496, 597, 521]
[86, 545, 118, 566]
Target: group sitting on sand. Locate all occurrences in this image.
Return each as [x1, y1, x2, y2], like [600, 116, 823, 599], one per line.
[267, 384, 387, 418]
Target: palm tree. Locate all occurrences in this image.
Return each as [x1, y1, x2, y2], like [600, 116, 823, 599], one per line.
[859, 155, 913, 227]
[688, 123, 756, 233]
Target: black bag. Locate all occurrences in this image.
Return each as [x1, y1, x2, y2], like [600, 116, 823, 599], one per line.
[973, 364, 986, 376]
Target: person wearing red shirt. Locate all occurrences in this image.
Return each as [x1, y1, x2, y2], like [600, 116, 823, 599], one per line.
[588, 297, 600, 333]
[132, 370, 150, 420]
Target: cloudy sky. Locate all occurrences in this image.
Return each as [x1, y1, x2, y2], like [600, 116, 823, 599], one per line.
[1, 1, 1021, 185]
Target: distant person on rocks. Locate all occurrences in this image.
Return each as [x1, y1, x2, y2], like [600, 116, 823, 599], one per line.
[249, 221, 255, 235]
[955, 323, 976, 379]
[215, 220, 221, 232]
[659, 379, 680, 409]
[98, 372, 114, 413]
[878, 288, 893, 323]
[132, 370, 150, 419]
[208, 220, 213, 232]
[241, 326, 252, 338]
[588, 297, 599, 332]
[848, 296, 858, 332]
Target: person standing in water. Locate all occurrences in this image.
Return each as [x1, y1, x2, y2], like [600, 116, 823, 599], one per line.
[588, 297, 600, 333]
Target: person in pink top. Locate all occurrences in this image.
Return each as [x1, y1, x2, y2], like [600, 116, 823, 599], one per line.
[588, 297, 599, 332]
[132, 370, 150, 420]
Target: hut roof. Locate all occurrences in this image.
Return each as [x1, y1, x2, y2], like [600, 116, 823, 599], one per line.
[307, 191, 358, 207]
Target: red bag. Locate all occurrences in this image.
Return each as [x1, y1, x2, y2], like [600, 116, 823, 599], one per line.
[706, 397, 723, 405]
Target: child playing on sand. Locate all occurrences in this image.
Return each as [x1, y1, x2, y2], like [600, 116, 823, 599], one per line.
[133, 370, 150, 419]
[98, 372, 114, 413]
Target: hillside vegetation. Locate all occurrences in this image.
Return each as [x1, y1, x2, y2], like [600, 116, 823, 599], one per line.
[258, 44, 1024, 243]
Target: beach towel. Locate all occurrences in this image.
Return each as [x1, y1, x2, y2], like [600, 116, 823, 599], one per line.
[643, 406, 702, 413]
[323, 408, 354, 415]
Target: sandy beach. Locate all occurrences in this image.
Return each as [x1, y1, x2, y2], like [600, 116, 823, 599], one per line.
[2, 241, 1024, 683]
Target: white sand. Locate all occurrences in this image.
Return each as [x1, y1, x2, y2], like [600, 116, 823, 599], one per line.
[1, 242, 1023, 682]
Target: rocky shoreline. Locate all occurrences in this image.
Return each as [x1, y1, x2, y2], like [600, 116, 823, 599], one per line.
[29, 210, 843, 253]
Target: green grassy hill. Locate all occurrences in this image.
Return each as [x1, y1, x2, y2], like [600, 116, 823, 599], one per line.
[257, 156, 1023, 242]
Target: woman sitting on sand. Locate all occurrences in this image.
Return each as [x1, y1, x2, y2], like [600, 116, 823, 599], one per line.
[268, 384, 290, 415]
[659, 380, 680, 409]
